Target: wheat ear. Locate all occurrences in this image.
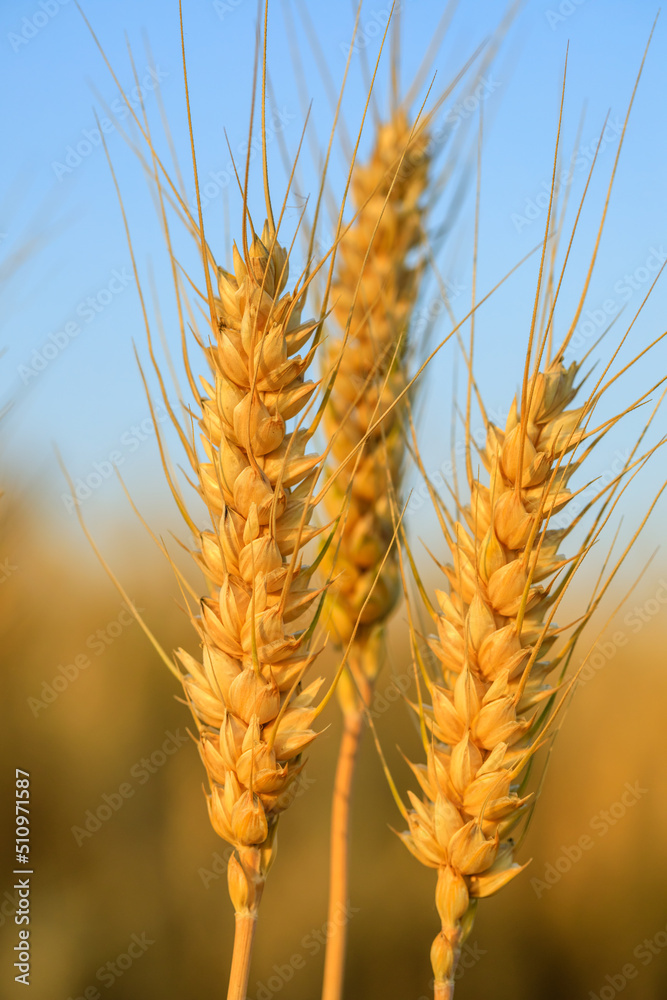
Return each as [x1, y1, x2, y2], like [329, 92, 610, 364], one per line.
[180, 217, 335, 1000]
[394, 33, 663, 993]
[320, 106, 431, 1000]
[92, 6, 342, 996]
[403, 331, 665, 996]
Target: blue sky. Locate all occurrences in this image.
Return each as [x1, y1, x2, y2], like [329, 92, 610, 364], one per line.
[1, 0, 665, 583]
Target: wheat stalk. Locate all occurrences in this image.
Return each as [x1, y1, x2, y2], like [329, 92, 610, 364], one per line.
[391, 39, 664, 997]
[73, 7, 349, 997]
[316, 17, 510, 982]
[182, 219, 338, 1000]
[402, 339, 663, 998]
[319, 105, 431, 1000]
[404, 353, 587, 998]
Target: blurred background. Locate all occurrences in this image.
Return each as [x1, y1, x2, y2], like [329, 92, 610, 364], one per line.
[1, 0, 667, 998]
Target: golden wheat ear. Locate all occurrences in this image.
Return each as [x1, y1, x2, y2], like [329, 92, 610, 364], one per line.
[73, 4, 362, 997]
[315, 96, 434, 1000]
[384, 29, 665, 998]
[153, 10, 347, 999]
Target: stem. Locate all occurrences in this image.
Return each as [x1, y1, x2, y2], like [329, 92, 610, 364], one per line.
[321, 706, 365, 1000]
[227, 910, 259, 1000]
[432, 929, 462, 1000]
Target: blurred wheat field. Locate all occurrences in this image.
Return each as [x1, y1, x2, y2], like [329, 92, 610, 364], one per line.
[2, 1, 667, 999]
[2, 504, 667, 998]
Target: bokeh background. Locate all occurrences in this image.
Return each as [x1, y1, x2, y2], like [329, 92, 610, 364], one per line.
[1, 1, 667, 998]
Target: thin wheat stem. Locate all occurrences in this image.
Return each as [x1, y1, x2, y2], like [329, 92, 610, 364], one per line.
[227, 910, 259, 1000]
[322, 704, 365, 1000]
